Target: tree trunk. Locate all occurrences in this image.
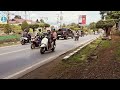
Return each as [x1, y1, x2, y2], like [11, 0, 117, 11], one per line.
[105, 27, 112, 40]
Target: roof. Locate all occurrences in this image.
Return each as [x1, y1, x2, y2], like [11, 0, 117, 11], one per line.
[9, 19, 36, 24]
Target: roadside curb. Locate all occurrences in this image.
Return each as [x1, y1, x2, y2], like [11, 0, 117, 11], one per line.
[63, 37, 99, 60]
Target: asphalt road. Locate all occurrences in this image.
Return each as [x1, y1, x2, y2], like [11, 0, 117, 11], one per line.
[0, 35, 99, 79]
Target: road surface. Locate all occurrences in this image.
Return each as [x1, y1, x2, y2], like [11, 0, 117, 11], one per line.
[0, 35, 99, 79]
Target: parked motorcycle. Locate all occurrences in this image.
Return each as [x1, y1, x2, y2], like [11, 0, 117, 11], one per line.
[40, 34, 55, 54]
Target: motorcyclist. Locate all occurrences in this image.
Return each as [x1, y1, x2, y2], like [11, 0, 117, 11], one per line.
[27, 32, 31, 41]
[51, 29, 57, 46]
[37, 29, 43, 39]
[34, 33, 41, 44]
[74, 30, 79, 36]
[47, 30, 52, 49]
[74, 30, 79, 40]
[22, 30, 27, 37]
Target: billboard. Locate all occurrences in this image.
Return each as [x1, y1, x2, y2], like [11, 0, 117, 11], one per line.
[78, 15, 86, 25]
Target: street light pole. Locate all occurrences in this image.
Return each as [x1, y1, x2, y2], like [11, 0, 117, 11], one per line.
[25, 11, 27, 20]
[60, 11, 63, 28]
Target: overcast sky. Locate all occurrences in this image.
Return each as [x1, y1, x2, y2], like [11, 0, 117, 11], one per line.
[0, 11, 101, 26]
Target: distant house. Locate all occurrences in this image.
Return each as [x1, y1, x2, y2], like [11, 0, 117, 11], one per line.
[9, 18, 36, 25]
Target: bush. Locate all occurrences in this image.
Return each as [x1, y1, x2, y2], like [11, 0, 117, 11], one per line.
[4, 24, 12, 34]
[10, 25, 22, 34]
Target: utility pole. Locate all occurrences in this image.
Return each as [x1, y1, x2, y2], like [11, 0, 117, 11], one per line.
[7, 11, 9, 24]
[60, 11, 63, 28]
[56, 14, 59, 29]
[25, 11, 27, 20]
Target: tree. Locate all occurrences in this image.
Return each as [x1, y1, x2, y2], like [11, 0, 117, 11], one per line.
[96, 20, 115, 29]
[100, 11, 120, 28]
[62, 23, 66, 28]
[4, 24, 12, 35]
[21, 21, 29, 32]
[14, 15, 21, 19]
[106, 11, 120, 28]
[29, 24, 39, 32]
[70, 23, 76, 26]
[40, 19, 44, 23]
[89, 22, 96, 29]
[36, 19, 40, 23]
[89, 22, 97, 34]
[44, 23, 50, 28]
[39, 23, 50, 30]
[96, 19, 115, 37]
[107, 11, 120, 20]
[100, 11, 108, 20]
[51, 26, 55, 29]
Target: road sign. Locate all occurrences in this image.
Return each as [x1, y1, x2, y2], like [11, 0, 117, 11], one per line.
[1, 16, 7, 22]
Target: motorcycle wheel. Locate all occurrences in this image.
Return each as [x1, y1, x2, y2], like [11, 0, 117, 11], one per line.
[21, 40, 25, 45]
[31, 44, 35, 49]
[40, 47, 45, 54]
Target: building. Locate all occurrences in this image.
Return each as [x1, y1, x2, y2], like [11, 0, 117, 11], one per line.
[9, 18, 36, 25]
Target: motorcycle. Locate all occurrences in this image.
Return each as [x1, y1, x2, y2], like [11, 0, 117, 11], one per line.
[40, 34, 55, 54]
[31, 36, 41, 49]
[20, 37, 30, 45]
[74, 33, 79, 41]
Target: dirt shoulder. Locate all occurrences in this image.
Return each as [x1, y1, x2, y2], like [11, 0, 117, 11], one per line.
[20, 35, 120, 79]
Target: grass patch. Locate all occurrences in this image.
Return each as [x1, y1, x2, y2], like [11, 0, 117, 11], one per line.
[63, 38, 102, 65]
[114, 41, 120, 61]
[99, 40, 111, 49]
[0, 34, 20, 41]
[0, 34, 20, 44]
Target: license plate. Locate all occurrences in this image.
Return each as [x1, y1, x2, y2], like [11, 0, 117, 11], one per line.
[58, 35, 61, 36]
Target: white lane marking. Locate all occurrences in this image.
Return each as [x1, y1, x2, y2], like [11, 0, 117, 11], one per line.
[0, 48, 30, 56]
